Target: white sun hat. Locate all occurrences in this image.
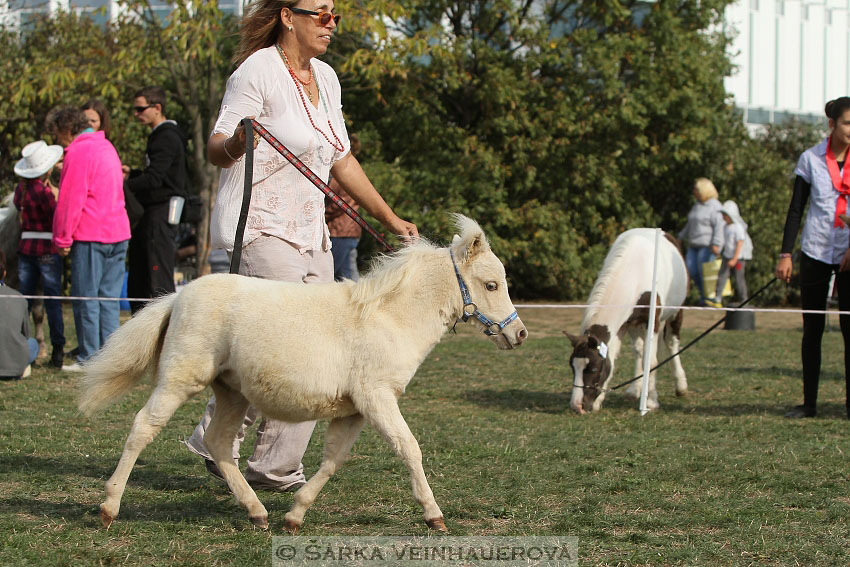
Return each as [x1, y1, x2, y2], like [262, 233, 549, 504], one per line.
[14, 140, 63, 179]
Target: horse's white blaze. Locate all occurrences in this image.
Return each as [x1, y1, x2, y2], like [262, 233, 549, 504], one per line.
[570, 358, 587, 412]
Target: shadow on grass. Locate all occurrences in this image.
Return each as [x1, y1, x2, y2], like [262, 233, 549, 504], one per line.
[461, 389, 570, 413]
[0, 454, 204, 489]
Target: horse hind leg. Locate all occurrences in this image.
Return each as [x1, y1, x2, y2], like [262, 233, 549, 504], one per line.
[203, 382, 269, 529]
[100, 379, 207, 528]
[284, 414, 366, 534]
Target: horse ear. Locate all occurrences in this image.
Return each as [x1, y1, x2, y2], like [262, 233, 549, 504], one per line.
[563, 331, 581, 347]
[452, 234, 461, 245]
[587, 336, 599, 349]
[450, 214, 490, 262]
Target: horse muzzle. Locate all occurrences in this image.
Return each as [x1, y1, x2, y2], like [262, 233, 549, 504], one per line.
[490, 320, 528, 350]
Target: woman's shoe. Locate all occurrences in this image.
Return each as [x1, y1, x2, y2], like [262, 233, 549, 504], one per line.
[784, 405, 816, 418]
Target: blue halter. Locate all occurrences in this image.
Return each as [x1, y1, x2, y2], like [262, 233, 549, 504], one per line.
[450, 250, 518, 336]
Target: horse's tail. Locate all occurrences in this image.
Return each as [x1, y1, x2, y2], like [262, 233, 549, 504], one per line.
[78, 294, 177, 417]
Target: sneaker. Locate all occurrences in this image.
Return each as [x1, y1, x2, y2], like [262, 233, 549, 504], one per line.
[784, 405, 816, 419]
[65, 347, 79, 359]
[205, 458, 229, 482]
[22, 365, 31, 378]
[61, 362, 85, 372]
[704, 298, 723, 308]
[248, 480, 306, 493]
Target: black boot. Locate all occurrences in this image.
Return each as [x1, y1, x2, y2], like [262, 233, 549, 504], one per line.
[50, 345, 64, 369]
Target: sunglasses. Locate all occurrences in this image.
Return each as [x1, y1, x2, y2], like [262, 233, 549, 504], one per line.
[290, 7, 341, 26]
[133, 104, 154, 113]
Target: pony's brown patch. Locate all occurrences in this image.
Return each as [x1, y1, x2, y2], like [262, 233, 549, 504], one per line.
[624, 291, 661, 333]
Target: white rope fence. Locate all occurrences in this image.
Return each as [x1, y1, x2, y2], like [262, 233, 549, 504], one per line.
[2, 293, 850, 316]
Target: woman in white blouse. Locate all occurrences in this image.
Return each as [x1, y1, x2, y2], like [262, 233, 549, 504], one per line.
[185, 0, 418, 491]
[777, 96, 850, 420]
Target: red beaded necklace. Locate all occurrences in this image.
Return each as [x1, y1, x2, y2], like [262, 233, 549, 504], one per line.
[277, 44, 345, 152]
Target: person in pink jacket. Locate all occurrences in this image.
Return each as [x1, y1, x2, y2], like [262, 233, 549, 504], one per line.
[46, 106, 131, 371]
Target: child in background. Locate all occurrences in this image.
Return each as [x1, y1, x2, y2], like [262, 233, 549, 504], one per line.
[707, 200, 752, 307]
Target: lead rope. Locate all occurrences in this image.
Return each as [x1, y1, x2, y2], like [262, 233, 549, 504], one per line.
[230, 118, 394, 274]
[584, 277, 778, 393]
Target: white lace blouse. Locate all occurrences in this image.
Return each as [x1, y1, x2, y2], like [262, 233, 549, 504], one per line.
[210, 46, 351, 252]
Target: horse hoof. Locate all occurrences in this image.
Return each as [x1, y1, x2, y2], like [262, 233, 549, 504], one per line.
[283, 519, 300, 535]
[249, 516, 269, 530]
[99, 507, 114, 528]
[426, 517, 447, 532]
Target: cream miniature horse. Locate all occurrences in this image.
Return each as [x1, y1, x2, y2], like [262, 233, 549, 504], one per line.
[564, 228, 688, 414]
[78, 215, 527, 533]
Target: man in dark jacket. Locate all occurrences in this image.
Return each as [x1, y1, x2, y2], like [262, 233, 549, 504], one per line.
[125, 86, 188, 314]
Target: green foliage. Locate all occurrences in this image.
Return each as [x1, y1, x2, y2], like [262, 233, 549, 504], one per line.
[0, 0, 829, 301]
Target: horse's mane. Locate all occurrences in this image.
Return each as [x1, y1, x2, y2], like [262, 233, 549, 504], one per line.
[580, 234, 632, 331]
[349, 238, 441, 320]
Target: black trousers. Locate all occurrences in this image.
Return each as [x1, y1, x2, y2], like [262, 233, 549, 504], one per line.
[127, 202, 177, 314]
[799, 253, 850, 411]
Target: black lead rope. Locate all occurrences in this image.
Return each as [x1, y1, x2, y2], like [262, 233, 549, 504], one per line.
[229, 118, 255, 274]
[591, 277, 779, 393]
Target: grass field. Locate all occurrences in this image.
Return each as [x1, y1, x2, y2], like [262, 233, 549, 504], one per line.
[1, 304, 849, 566]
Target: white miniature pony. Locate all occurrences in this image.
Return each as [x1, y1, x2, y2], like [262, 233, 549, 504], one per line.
[78, 215, 527, 533]
[564, 228, 688, 414]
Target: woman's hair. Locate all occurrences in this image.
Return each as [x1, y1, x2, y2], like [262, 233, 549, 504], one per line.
[81, 99, 111, 138]
[693, 177, 718, 202]
[44, 105, 91, 139]
[825, 97, 850, 122]
[233, 0, 298, 66]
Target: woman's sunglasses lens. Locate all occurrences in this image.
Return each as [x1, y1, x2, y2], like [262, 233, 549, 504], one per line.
[318, 13, 340, 25]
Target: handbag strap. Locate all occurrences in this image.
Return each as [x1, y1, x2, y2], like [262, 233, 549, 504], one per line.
[229, 118, 255, 274]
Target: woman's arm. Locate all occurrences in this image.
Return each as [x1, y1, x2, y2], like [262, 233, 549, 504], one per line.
[330, 153, 417, 239]
[776, 174, 811, 282]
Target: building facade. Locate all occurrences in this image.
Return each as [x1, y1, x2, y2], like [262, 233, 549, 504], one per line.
[724, 0, 850, 127]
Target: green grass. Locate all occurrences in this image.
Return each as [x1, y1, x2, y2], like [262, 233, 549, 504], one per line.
[1, 307, 849, 566]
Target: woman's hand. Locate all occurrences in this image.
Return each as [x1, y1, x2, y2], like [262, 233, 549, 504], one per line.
[728, 258, 738, 268]
[776, 256, 793, 282]
[209, 117, 257, 167]
[840, 249, 850, 272]
[385, 217, 418, 242]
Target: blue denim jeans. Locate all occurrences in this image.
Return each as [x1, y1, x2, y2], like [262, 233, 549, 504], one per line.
[70, 240, 129, 362]
[685, 246, 716, 304]
[330, 237, 360, 282]
[17, 253, 65, 347]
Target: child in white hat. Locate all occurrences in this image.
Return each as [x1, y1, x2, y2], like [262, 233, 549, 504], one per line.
[707, 200, 753, 307]
[12, 140, 66, 368]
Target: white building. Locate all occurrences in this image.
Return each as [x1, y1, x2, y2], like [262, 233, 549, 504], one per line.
[0, 0, 245, 28]
[724, 0, 850, 127]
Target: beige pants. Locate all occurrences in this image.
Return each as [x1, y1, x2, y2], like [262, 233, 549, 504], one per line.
[184, 235, 333, 489]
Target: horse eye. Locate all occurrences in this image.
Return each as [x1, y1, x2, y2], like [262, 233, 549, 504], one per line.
[485, 282, 498, 291]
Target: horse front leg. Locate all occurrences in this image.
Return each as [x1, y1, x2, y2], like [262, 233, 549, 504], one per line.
[625, 333, 644, 400]
[363, 396, 446, 532]
[283, 414, 365, 534]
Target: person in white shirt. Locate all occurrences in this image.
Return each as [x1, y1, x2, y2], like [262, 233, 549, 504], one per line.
[184, 0, 418, 491]
[777, 96, 850, 419]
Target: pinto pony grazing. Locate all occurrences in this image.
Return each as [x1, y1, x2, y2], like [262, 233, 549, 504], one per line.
[564, 228, 688, 414]
[78, 215, 527, 533]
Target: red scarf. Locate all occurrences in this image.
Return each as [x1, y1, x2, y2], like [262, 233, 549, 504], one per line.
[826, 135, 850, 228]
